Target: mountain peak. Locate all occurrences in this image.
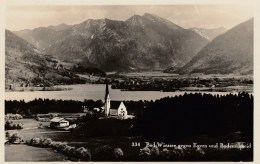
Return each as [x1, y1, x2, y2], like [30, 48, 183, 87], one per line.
[142, 13, 182, 31]
[126, 14, 145, 26]
[48, 23, 71, 31]
[142, 13, 163, 21]
[59, 23, 67, 26]
[128, 14, 142, 20]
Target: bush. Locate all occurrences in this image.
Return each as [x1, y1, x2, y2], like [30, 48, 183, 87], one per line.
[5, 113, 23, 120]
[93, 145, 124, 161]
[160, 148, 171, 160]
[195, 147, 205, 157]
[68, 146, 77, 157]
[185, 147, 205, 160]
[5, 120, 23, 130]
[42, 138, 52, 147]
[75, 147, 91, 161]
[139, 147, 151, 157]
[63, 145, 73, 155]
[6, 132, 10, 139]
[29, 137, 52, 147]
[57, 142, 68, 152]
[114, 148, 124, 160]
[30, 137, 41, 146]
[53, 142, 63, 150]
[27, 137, 91, 161]
[171, 149, 184, 160]
[139, 146, 152, 159]
[139, 146, 160, 160]
[151, 146, 160, 156]
[16, 123, 23, 129]
[49, 141, 57, 148]
[8, 133, 23, 144]
[139, 146, 187, 161]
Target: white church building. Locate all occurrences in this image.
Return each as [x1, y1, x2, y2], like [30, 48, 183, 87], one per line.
[104, 82, 132, 119]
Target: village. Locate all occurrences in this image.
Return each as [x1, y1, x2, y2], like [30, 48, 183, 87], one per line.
[111, 75, 253, 92]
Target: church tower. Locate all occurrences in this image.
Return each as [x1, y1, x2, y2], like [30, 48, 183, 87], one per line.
[104, 81, 110, 116]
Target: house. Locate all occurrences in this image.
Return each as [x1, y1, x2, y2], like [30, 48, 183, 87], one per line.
[104, 82, 128, 119]
[50, 117, 69, 128]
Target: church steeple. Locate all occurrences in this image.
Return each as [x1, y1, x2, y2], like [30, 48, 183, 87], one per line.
[105, 79, 109, 100]
[104, 79, 110, 116]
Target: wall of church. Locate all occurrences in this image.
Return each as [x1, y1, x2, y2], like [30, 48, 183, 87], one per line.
[117, 103, 127, 118]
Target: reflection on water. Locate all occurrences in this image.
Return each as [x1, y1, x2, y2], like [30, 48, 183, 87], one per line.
[5, 84, 233, 102]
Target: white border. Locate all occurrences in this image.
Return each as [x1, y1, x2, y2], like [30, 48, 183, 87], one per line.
[0, 0, 258, 163]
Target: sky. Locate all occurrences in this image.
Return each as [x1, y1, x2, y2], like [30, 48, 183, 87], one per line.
[6, 5, 253, 31]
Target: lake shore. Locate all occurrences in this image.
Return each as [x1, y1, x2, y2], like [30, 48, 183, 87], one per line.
[6, 86, 73, 92]
[5, 84, 247, 102]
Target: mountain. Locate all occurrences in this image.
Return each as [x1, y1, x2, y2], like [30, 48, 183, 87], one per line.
[190, 27, 227, 41]
[14, 24, 70, 50]
[173, 18, 253, 75]
[5, 30, 85, 88]
[14, 13, 209, 72]
[47, 23, 72, 31]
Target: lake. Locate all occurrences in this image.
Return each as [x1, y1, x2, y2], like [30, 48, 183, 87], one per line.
[5, 84, 233, 102]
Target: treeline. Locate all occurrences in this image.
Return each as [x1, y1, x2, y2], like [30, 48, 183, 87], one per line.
[5, 99, 85, 117]
[5, 99, 146, 118]
[137, 92, 253, 142]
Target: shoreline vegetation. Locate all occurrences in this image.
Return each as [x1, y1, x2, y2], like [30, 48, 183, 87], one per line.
[5, 72, 253, 93]
[6, 86, 73, 92]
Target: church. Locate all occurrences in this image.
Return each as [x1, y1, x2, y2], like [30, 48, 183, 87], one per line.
[104, 82, 128, 119]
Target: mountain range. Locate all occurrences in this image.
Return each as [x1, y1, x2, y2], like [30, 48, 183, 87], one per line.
[14, 13, 211, 71]
[7, 13, 253, 83]
[173, 18, 253, 75]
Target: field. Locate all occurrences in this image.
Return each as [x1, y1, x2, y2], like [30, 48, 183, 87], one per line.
[5, 144, 68, 162]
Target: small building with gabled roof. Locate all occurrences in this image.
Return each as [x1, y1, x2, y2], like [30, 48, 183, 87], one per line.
[50, 117, 69, 128]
